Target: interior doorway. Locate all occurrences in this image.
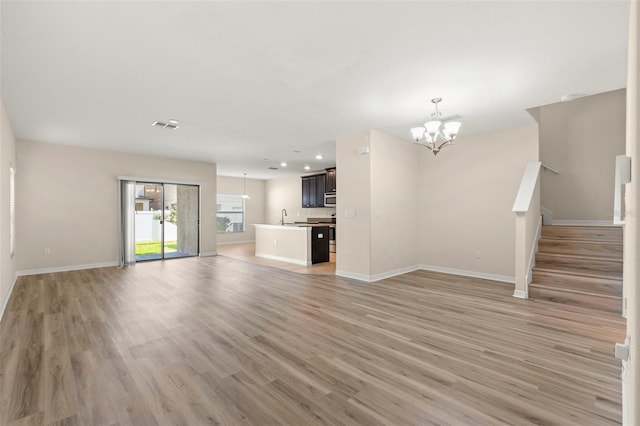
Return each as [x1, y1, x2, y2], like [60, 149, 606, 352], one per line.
[133, 182, 199, 261]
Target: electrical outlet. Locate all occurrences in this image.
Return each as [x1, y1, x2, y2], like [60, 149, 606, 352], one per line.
[475, 250, 480, 259]
[43, 248, 51, 256]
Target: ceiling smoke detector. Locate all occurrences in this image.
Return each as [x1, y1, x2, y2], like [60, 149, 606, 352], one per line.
[152, 119, 180, 130]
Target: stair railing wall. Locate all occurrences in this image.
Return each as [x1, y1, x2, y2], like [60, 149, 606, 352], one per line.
[512, 161, 542, 299]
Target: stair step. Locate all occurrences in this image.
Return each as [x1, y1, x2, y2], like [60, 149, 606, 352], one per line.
[531, 269, 622, 296]
[538, 238, 623, 260]
[535, 253, 622, 279]
[528, 284, 622, 313]
[541, 225, 622, 242]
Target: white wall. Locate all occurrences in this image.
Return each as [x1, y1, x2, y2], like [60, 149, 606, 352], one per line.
[216, 175, 265, 244]
[335, 130, 372, 278]
[419, 125, 539, 280]
[1, 101, 17, 318]
[16, 140, 217, 272]
[265, 174, 335, 225]
[369, 130, 419, 276]
[335, 126, 537, 282]
[537, 89, 626, 221]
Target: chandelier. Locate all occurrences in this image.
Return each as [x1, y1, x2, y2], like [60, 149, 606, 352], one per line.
[410, 98, 462, 155]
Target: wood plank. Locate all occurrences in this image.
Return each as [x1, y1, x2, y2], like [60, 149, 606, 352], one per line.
[532, 269, 622, 296]
[542, 225, 623, 242]
[529, 285, 622, 314]
[535, 253, 622, 278]
[42, 345, 79, 424]
[532, 225, 624, 313]
[0, 257, 626, 425]
[538, 238, 623, 260]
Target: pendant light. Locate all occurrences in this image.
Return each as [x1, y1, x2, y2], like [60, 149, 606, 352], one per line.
[241, 173, 250, 199]
[410, 97, 462, 156]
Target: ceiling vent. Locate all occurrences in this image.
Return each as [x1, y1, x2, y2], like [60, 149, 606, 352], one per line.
[268, 167, 279, 170]
[152, 119, 180, 130]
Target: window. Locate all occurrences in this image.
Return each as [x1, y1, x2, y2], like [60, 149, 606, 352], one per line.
[10, 167, 15, 256]
[217, 194, 244, 233]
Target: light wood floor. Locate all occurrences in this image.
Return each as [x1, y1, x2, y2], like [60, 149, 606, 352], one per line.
[0, 256, 626, 425]
[217, 243, 336, 275]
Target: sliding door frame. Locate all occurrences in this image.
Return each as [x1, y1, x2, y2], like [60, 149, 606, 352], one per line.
[117, 176, 202, 262]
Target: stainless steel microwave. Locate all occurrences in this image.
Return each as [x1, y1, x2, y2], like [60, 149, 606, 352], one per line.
[324, 192, 337, 206]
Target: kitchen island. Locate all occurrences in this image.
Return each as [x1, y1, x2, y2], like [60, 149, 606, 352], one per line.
[254, 223, 331, 265]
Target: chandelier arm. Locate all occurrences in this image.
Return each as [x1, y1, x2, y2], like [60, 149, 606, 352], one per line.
[421, 143, 434, 151]
[436, 140, 452, 151]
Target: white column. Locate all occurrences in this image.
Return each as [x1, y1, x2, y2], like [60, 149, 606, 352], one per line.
[624, 0, 639, 424]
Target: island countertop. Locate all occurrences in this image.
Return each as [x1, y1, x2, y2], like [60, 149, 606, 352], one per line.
[253, 223, 335, 229]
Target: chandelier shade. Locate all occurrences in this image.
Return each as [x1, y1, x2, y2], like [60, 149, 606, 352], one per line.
[410, 98, 462, 155]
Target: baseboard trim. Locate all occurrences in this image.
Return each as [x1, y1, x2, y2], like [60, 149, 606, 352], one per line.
[0, 273, 18, 322]
[370, 265, 421, 282]
[216, 240, 255, 246]
[336, 265, 421, 283]
[551, 220, 620, 227]
[255, 252, 310, 266]
[199, 252, 217, 257]
[335, 270, 373, 282]
[17, 261, 119, 276]
[418, 264, 515, 284]
[513, 290, 528, 299]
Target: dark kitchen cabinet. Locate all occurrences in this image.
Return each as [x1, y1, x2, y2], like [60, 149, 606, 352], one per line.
[302, 177, 311, 207]
[301, 174, 327, 208]
[325, 168, 337, 193]
[311, 226, 330, 264]
[315, 174, 326, 207]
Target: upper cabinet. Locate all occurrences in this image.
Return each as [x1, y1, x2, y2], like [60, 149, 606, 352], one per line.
[302, 176, 311, 207]
[325, 167, 336, 193]
[301, 170, 334, 208]
[315, 174, 326, 207]
[302, 174, 326, 208]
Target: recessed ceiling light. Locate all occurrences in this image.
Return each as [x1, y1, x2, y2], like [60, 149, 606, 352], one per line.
[280, 162, 287, 167]
[315, 154, 323, 160]
[304, 165, 310, 170]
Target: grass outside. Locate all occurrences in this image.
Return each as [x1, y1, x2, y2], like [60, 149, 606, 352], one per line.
[135, 241, 177, 255]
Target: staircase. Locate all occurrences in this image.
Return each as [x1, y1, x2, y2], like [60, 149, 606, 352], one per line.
[529, 225, 623, 313]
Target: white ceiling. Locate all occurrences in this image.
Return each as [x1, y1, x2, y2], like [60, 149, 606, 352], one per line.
[0, 1, 630, 179]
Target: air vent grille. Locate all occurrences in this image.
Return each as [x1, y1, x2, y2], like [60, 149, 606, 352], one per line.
[268, 167, 279, 170]
[152, 120, 180, 130]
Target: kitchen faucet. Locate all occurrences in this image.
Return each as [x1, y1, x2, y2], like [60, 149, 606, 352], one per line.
[281, 208, 288, 225]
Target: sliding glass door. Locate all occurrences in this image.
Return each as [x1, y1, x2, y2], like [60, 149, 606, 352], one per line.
[133, 182, 199, 262]
[134, 183, 163, 260]
[163, 184, 199, 258]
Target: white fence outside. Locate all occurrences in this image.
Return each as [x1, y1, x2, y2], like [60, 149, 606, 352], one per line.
[135, 211, 178, 242]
